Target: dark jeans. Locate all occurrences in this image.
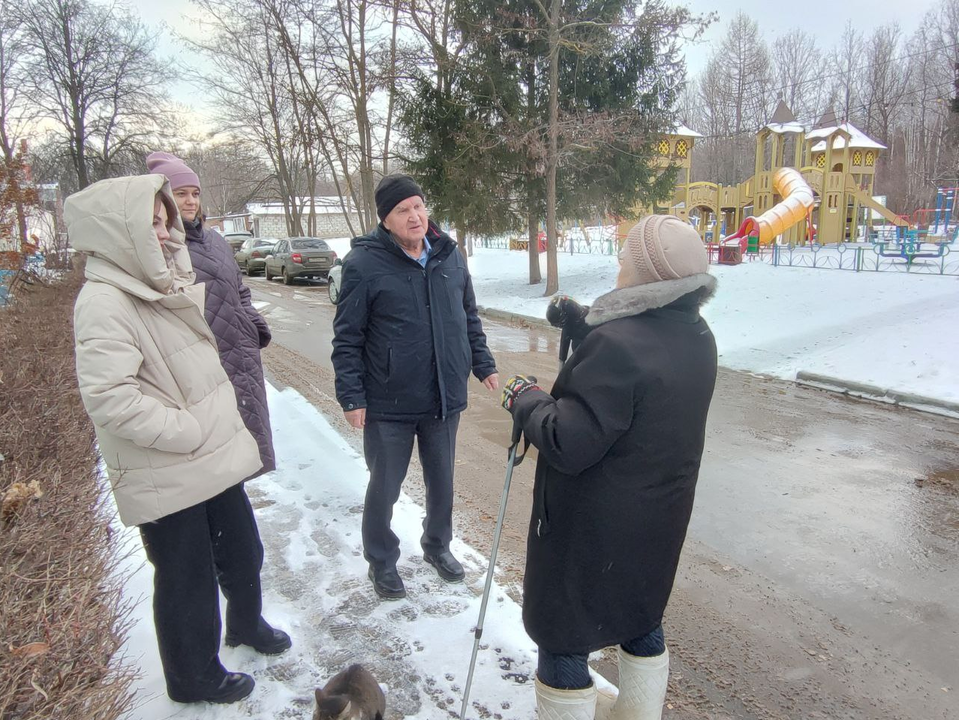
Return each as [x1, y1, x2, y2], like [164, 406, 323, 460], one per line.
[362, 413, 460, 569]
[537, 625, 666, 690]
[139, 483, 264, 700]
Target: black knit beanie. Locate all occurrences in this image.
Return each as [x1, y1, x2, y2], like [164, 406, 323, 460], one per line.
[375, 174, 425, 221]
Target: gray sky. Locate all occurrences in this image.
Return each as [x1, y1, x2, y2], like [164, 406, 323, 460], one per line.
[682, 0, 933, 73]
[134, 0, 941, 134]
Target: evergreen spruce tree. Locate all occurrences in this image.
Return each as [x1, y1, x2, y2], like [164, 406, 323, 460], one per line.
[400, 0, 706, 289]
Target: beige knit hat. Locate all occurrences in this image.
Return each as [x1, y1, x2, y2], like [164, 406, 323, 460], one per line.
[618, 215, 708, 288]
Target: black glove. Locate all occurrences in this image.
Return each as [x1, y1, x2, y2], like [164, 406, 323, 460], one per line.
[501, 375, 540, 412]
[546, 295, 588, 329]
[547, 295, 592, 353]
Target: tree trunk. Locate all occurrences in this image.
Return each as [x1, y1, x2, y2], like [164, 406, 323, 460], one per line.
[456, 225, 468, 266]
[382, 0, 400, 176]
[73, 125, 89, 189]
[544, 0, 560, 296]
[526, 62, 542, 285]
[527, 207, 541, 285]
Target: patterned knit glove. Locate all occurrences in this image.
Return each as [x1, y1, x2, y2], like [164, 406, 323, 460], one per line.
[501, 375, 540, 412]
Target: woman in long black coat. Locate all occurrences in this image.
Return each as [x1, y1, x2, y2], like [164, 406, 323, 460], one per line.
[501, 215, 718, 720]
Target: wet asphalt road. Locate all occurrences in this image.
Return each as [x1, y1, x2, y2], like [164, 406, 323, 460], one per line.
[248, 274, 958, 719]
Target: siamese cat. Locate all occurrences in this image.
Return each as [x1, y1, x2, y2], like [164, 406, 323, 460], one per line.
[313, 664, 386, 720]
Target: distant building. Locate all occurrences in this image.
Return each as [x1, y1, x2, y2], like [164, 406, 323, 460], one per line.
[245, 197, 361, 239]
[205, 213, 253, 235]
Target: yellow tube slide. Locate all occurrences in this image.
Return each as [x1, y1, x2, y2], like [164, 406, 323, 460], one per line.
[753, 167, 815, 244]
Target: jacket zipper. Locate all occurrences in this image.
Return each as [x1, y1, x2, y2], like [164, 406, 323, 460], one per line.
[424, 262, 448, 420]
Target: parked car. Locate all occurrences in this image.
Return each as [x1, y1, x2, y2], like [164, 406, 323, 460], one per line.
[235, 237, 279, 275]
[327, 258, 344, 304]
[222, 230, 254, 253]
[264, 237, 338, 285]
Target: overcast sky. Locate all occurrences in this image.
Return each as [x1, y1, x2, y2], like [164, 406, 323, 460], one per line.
[135, 0, 942, 135]
[682, 0, 932, 70]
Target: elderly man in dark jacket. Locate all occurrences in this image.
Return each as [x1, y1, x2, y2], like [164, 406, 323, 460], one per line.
[501, 215, 718, 720]
[332, 174, 499, 600]
[144, 152, 291, 672]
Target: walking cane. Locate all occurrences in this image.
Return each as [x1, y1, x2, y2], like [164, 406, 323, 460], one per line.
[558, 326, 572, 371]
[460, 419, 527, 720]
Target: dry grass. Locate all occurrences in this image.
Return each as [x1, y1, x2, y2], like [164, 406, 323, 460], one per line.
[0, 267, 137, 720]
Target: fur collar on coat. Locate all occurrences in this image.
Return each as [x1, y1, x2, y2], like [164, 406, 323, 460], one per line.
[586, 273, 717, 327]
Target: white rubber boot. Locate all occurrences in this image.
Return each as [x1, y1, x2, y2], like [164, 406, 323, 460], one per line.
[594, 646, 669, 720]
[535, 677, 597, 720]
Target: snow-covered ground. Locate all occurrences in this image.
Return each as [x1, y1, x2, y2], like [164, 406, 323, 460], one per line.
[115, 233, 956, 718]
[119, 385, 546, 720]
[466, 248, 959, 405]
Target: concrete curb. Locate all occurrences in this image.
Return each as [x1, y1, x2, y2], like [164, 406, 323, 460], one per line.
[478, 306, 552, 329]
[795, 371, 959, 418]
[478, 307, 959, 419]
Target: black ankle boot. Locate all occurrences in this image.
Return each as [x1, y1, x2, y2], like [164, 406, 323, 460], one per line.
[169, 672, 255, 704]
[423, 550, 465, 582]
[368, 565, 406, 599]
[225, 617, 292, 655]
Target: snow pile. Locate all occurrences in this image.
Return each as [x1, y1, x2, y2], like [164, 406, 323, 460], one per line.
[466, 248, 959, 405]
[120, 385, 540, 720]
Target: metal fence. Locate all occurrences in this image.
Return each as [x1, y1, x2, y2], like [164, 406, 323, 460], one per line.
[562, 232, 618, 256]
[474, 227, 620, 256]
[768, 242, 959, 276]
[473, 235, 511, 250]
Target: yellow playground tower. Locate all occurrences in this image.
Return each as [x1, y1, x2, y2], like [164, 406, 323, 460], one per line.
[650, 102, 908, 247]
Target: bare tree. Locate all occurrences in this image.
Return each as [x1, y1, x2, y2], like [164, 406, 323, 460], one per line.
[691, 55, 731, 182]
[862, 24, 909, 146]
[382, 0, 401, 176]
[323, 0, 380, 229]
[888, 0, 958, 211]
[260, 0, 400, 235]
[692, 12, 771, 184]
[772, 29, 825, 122]
[831, 22, 863, 124]
[185, 0, 311, 236]
[18, 0, 168, 189]
[181, 138, 274, 218]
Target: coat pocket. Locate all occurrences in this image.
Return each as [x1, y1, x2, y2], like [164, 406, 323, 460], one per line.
[440, 267, 466, 318]
[534, 473, 551, 537]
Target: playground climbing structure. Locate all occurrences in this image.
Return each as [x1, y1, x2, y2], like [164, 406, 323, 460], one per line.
[651, 102, 918, 246]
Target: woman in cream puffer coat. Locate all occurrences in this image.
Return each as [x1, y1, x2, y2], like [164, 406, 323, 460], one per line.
[69, 174, 286, 705]
[71, 175, 261, 523]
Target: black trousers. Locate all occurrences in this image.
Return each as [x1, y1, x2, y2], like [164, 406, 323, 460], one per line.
[362, 412, 460, 570]
[138, 483, 264, 699]
[537, 625, 666, 689]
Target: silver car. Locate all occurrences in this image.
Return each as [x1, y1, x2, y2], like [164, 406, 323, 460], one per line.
[235, 237, 278, 275]
[222, 230, 254, 253]
[264, 237, 339, 285]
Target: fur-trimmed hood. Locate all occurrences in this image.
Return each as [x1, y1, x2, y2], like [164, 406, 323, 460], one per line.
[586, 273, 717, 327]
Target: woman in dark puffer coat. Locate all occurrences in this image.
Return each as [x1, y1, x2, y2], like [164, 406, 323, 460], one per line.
[145, 153, 275, 476]
[143, 151, 291, 665]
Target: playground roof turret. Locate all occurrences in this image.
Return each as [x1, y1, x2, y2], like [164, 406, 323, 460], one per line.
[671, 122, 703, 138]
[807, 122, 886, 152]
[763, 100, 805, 134]
[816, 107, 839, 129]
